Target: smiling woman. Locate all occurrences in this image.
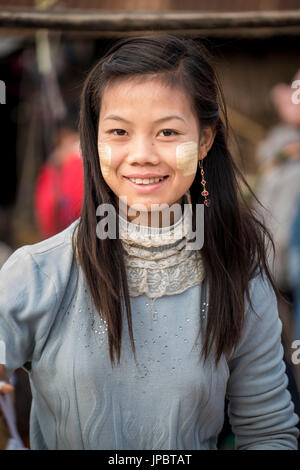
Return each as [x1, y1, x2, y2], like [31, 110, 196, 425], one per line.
[96, 77, 213, 212]
[0, 34, 299, 450]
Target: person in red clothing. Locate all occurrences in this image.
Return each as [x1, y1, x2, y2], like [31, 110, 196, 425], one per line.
[34, 122, 83, 239]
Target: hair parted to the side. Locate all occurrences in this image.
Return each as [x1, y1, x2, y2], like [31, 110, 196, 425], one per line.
[73, 34, 281, 368]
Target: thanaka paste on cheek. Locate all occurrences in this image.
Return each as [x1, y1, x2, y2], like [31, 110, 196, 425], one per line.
[176, 141, 198, 176]
[98, 142, 111, 177]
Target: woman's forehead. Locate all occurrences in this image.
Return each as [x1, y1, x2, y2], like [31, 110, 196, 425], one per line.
[99, 78, 194, 123]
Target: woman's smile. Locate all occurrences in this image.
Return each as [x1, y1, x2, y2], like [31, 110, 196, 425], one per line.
[123, 174, 169, 192]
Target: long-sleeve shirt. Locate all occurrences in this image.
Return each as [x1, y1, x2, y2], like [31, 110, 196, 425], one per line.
[0, 219, 299, 449]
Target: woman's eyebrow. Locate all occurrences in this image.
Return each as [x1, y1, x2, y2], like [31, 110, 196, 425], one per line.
[103, 114, 186, 124]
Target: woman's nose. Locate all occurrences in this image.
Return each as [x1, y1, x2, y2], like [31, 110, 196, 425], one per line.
[126, 138, 160, 165]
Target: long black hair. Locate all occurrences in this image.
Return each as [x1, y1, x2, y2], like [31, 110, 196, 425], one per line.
[74, 34, 280, 367]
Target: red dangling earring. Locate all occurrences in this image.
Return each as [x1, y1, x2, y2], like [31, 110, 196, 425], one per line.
[199, 158, 211, 207]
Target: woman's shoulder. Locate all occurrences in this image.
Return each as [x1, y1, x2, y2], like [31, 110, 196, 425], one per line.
[0, 219, 80, 292]
[247, 269, 278, 317]
[3, 217, 78, 255]
[25, 218, 79, 257]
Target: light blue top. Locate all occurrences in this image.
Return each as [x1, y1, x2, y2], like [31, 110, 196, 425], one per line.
[0, 219, 299, 450]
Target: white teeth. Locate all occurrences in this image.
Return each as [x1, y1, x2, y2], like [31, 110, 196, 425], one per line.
[129, 177, 165, 184]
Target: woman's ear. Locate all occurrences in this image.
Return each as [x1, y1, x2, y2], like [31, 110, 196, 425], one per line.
[198, 126, 216, 160]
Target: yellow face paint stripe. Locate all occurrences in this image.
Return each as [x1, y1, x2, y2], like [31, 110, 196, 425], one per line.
[98, 141, 199, 178]
[98, 142, 111, 178]
[176, 141, 198, 176]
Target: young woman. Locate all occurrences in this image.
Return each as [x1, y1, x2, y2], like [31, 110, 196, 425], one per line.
[0, 34, 299, 450]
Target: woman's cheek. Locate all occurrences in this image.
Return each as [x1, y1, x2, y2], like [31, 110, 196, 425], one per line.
[98, 142, 112, 178]
[97, 140, 199, 180]
[176, 141, 198, 176]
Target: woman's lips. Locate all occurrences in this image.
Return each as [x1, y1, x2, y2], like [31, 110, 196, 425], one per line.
[124, 175, 169, 192]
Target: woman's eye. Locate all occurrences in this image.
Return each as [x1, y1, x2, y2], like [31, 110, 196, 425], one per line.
[159, 129, 179, 137]
[109, 129, 127, 136]
[108, 129, 179, 137]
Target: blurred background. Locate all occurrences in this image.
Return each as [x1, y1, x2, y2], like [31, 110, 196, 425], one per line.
[0, 0, 299, 450]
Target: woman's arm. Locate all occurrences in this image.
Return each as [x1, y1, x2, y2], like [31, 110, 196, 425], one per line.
[0, 247, 59, 380]
[226, 272, 299, 450]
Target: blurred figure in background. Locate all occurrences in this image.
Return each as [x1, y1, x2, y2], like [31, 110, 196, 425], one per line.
[254, 70, 300, 400]
[255, 126, 300, 294]
[34, 112, 83, 239]
[287, 195, 300, 386]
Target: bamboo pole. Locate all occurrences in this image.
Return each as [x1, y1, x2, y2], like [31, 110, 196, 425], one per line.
[0, 8, 299, 34]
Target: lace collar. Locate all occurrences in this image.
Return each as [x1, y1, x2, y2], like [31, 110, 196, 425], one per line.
[119, 200, 205, 311]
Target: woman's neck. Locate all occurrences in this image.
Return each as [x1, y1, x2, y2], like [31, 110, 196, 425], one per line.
[118, 196, 185, 229]
[118, 193, 193, 248]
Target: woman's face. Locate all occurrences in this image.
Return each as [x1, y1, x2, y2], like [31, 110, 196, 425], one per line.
[97, 77, 214, 218]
